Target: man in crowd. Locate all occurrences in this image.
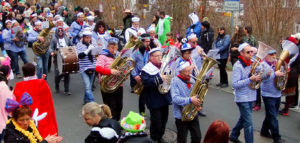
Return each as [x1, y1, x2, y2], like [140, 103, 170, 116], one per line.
[124, 16, 146, 42]
[156, 11, 171, 45]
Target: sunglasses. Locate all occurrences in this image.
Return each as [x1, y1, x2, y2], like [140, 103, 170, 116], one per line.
[245, 50, 253, 54]
[268, 53, 276, 56]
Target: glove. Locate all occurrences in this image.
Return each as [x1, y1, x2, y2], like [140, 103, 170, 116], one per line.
[84, 45, 94, 55]
[32, 108, 47, 127]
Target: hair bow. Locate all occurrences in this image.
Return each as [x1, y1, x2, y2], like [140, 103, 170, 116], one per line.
[5, 92, 33, 113]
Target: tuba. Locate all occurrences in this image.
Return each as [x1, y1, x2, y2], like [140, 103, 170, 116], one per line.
[274, 40, 299, 90]
[181, 56, 218, 121]
[249, 41, 274, 89]
[158, 46, 181, 94]
[100, 36, 143, 93]
[32, 21, 56, 56]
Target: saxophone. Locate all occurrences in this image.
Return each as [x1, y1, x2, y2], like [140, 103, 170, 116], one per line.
[32, 21, 55, 56]
[274, 40, 299, 90]
[100, 36, 143, 93]
[181, 57, 217, 121]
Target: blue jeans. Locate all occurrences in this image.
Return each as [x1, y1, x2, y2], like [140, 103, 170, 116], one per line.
[10, 50, 28, 75]
[261, 96, 281, 141]
[35, 51, 50, 80]
[230, 102, 254, 143]
[80, 71, 95, 103]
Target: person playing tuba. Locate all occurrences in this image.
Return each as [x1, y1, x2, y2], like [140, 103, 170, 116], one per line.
[95, 37, 122, 121]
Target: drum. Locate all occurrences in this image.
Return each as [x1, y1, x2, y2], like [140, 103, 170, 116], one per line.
[57, 46, 79, 74]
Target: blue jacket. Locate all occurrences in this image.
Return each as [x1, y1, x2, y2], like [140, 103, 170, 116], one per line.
[260, 61, 281, 98]
[69, 21, 82, 44]
[8, 28, 26, 52]
[141, 62, 171, 109]
[171, 76, 195, 119]
[131, 49, 149, 78]
[2, 29, 12, 51]
[213, 34, 231, 59]
[26, 29, 40, 43]
[232, 59, 256, 102]
[186, 21, 201, 38]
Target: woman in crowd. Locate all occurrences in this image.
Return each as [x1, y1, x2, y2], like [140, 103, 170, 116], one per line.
[230, 25, 244, 66]
[203, 120, 230, 143]
[3, 93, 62, 143]
[82, 102, 122, 143]
[92, 21, 111, 50]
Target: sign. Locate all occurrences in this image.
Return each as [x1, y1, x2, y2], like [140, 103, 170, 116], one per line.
[224, 0, 240, 11]
[223, 12, 232, 17]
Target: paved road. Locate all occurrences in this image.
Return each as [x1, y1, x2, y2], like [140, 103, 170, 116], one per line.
[4, 49, 300, 143]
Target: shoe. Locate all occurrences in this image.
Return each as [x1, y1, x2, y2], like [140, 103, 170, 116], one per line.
[216, 83, 222, 86]
[274, 138, 285, 143]
[159, 138, 168, 143]
[199, 111, 207, 117]
[64, 91, 71, 96]
[289, 105, 297, 108]
[260, 132, 272, 138]
[220, 83, 229, 88]
[16, 74, 22, 79]
[253, 105, 261, 111]
[279, 110, 289, 116]
[229, 137, 242, 143]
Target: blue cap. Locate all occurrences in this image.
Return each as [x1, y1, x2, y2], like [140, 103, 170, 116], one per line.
[107, 37, 119, 44]
[268, 49, 277, 54]
[181, 43, 193, 51]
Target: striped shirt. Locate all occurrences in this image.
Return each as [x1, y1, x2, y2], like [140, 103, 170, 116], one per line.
[260, 61, 282, 98]
[76, 42, 96, 73]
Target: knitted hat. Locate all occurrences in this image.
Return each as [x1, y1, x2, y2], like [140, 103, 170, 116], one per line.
[120, 111, 146, 133]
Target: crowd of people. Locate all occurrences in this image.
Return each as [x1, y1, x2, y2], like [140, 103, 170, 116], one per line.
[0, 0, 299, 143]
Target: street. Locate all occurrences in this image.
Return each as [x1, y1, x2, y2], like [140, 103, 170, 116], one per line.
[6, 49, 300, 143]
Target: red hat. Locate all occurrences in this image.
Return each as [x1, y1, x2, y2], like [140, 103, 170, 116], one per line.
[288, 36, 297, 45]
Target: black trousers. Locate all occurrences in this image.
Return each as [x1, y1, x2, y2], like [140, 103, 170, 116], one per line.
[217, 59, 228, 84]
[292, 81, 299, 106]
[175, 116, 201, 143]
[149, 105, 169, 141]
[54, 54, 70, 92]
[255, 88, 261, 106]
[101, 87, 123, 121]
[139, 93, 146, 113]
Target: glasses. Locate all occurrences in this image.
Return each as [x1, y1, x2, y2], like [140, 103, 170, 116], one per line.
[268, 53, 276, 56]
[245, 50, 253, 54]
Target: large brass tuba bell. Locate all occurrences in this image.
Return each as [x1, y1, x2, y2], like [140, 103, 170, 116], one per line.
[100, 36, 143, 93]
[274, 40, 299, 90]
[249, 41, 274, 89]
[181, 56, 218, 121]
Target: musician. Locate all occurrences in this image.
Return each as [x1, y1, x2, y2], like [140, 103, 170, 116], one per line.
[76, 29, 96, 104]
[50, 26, 73, 95]
[83, 15, 95, 30]
[27, 21, 51, 80]
[260, 50, 285, 143]
[95, 37, 123, 121]
[170, 61, 202, 143]
[69, 12, 84, 45]
[131, 33, 151, 116]
[140, 48, 171, 142]
[229, 43, 261, 143]
[2, 20, 14, 72]
[124, 16, 146, 42]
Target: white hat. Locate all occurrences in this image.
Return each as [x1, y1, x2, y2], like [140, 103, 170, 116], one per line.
[46, 13, 53, 18]
[149, 48, 161, 55]
[5, 20, 12, 24]
[188, 12, 199, 25]
[56, 17, 64, 22]
[177, 61, 190, 72]
[147, 25, 156, 33]
[181, 43, 193, 51]
[131, 17, 140, 22]
[291, 33, 300, 40]
[11, 20, 18, 26]
[77, 12, 84, 17]
[124, 9, 131, 13]
[34, 21, 42, 25]
[238, 43, 250, 52]
[87, 16, 95, 21]
[54, 15, 61, 19]
[187, 33, 197, 40]
[82, 30, 92, 36]
[31, 13, 37, 17]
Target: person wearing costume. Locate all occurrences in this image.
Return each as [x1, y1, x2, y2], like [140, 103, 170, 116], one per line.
[229, 43, 261, 143]
[118, 111, 152, 143]
[83, 15, 96, 31]
[50, 26, 73, 95]
[171, 62, 202, 143]
[13, 63, 58, 138]
[156, 11, 171, 45]
[3, 93, 62, 143]
[95, 37, 123, 121]
[69, 12, 84, 45]
[186, 12, 201, 38]
[92, 21, 111, 50]
[82, 102, 122, 143]
[146, 25, 161, 49]
[140, 48, 171, 143]
[124, 17, 146, 42]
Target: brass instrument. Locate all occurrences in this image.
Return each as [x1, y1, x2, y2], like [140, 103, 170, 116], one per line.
[32, 21, 55, 56]
[133, 82, 144, 95]
[12, 27, 26, 48]
[249, 41, 274, 89]
[181, 57, 217, 121]
[100, 36, 143, 93]
[274, 40, 299, 90]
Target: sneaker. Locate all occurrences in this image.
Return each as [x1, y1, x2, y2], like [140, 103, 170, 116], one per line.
[220, 83, 229, 88]
[260, 132, 272, 138]
[216, 83, 222, 87]
[199, 111, 207, 117]
[279, 110, 289, 116]
[274, 138, 285, 143]
[253, 105, 261, 111]
[64, 91, 71, 96]
[16, 74, 22, 79]
[229, 137, 243, 143]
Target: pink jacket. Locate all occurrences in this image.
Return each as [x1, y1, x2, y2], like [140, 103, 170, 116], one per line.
[0, 81, 15, 133]
[96, 55, 114, 81]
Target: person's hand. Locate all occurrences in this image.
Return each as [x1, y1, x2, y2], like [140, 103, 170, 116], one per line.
[111, 69, 120, 75]
[275, 70, 285, 77]
[198, 47, 204, 55]
[250, 74, 261, 82]
[38, 36, 44, 42]
[232, 47, 238, 51]
[134, 76, 142, 83]
[51, 52, 55, 56]
[190, 96, 201, 106]
[196, 106, 202, 111]
[42, 74, 46, 80]
[44, 135, 57, 143]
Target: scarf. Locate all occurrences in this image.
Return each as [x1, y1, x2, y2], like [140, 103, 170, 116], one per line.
[238, 56, 252, 66]
[77, 20, 83, 26]
[98, 30, 105, 34]
[177, 74, 191, 88]
[265, 59, 277, 68]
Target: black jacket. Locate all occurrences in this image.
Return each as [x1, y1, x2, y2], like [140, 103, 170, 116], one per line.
[85, 118, 123, 143]
[198, 27, 214, 54]
[118, 132, 152, 143]
[3, 121, 48, 143]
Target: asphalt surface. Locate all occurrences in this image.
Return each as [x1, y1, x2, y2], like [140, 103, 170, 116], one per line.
[4, 49, 300, 143]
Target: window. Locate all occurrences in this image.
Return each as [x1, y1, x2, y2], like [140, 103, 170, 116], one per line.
[295, 22, 300, 33]
[297, 0, 300, 7]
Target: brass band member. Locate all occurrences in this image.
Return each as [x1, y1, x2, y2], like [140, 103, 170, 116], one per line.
[140, 48, 171, 142]
[170, 61, 202, 143]
[95, 37, 122, 121]
[229, 43, 261, 143]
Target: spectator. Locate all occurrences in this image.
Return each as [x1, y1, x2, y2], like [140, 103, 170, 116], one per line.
[186, 12, 201, 38]
[198, 21, 214, 54]
[156, 11, 171, 45]
[230, 25, 244, 65]
[243, 26, 257, 47]
[203, 120, 230, 143]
